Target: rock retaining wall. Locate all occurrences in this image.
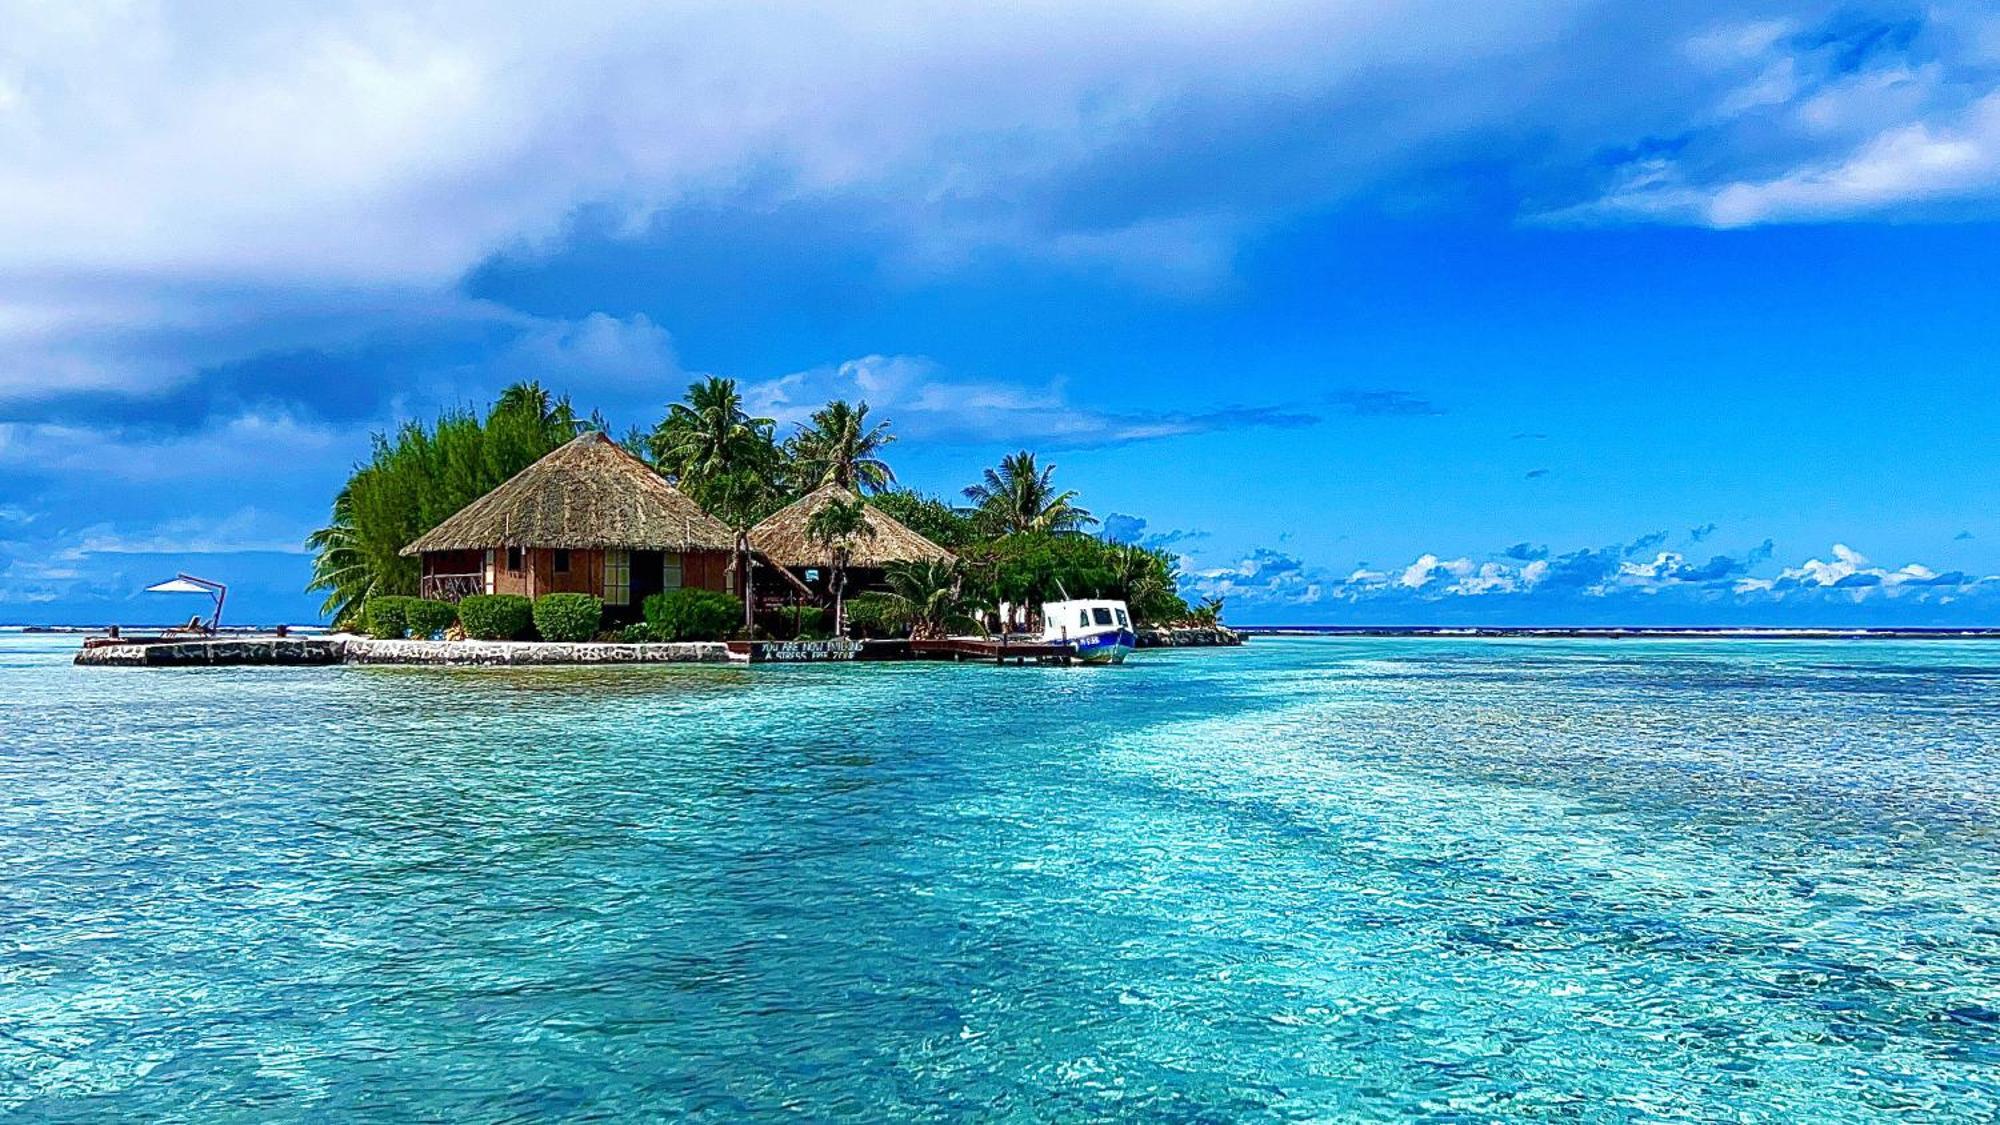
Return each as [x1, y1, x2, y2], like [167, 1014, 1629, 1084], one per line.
[77, 637, 727, 667]
[1136, 627, 1244, 648]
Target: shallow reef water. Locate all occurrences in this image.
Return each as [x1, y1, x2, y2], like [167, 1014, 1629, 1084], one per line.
[2, 633, 1997, 1120]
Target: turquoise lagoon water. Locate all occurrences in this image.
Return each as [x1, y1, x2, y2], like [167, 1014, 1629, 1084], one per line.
[2, 633, 1998, 1121]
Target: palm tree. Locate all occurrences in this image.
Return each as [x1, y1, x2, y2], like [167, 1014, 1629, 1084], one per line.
[786, 400, 896, 494]
[884, 559, 971, 640]
[702, 469, 780, 632]
[804, 496, 876, 637]
[963, 451, 1095, 536]
[304, 487, 375, 628]
[648, 377, 776, 493]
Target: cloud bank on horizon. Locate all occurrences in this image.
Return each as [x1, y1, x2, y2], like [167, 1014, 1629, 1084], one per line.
[1, 2, 1996, 623]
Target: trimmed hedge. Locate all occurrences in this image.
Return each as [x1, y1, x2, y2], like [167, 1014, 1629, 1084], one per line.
[404, 599, 458, 639]
[363, 596, 417, 639]
[643, 588, 741, 641]
[843, 593, 909, 639]
[533, 593, 603, 642]
[457, 594, 533, 640]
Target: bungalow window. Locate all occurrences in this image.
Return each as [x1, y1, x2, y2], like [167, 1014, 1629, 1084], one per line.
[603, 549, 630, 606]
[506, 546, 523, 573]
[553, 549, 571, 575]
[662, 552, 683, 591]
[482, 549, 496, 594]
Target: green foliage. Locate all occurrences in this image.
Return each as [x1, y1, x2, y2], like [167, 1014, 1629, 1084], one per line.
[964, 451, 1095, 536]
[363, 596, 416, 639]
[869, 490, 976, 551]
[784, 399, 896, 494]
[306, 487, 374, 628]
[305, 382, 581, 622]
[960, 534, 1188, 626]
[643, 588, 741, 641]
[761, 604, 830, 640]
[617, 621, 667, 643]
[843, 592, 911, 639]
[883, 559, 974, 639]
[458, 594, 533, 640]
[649, 377, 778, 504]
[1186, 595, 1225, 628]
[405, 599, 458, 638]
[532, 593, 603, 642]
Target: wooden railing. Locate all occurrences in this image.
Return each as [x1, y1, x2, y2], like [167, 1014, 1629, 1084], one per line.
[420, 573, 484, 602]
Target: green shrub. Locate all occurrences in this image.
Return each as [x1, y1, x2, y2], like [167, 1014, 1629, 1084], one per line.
[457, 594, 533, 640]
[843, 593, 909, 639]
[617, 621, 666, 643]
[363, 596, 416, 639]
[760, 604, 830, 640]
[533, 593, 603, 642]
[404, 598, 458, 638]
[643, 588, 740, 641]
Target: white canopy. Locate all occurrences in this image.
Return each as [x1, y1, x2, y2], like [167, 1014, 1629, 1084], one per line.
[146, 577, 215, 594]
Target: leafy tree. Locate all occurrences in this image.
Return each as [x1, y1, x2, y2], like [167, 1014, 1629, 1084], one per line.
[804, 496, 876, 636]
[305, 383, 579, 623]
[785, 399, 896, 494]
[869, 490, 977, 551]
[964, 451, 1095, 536]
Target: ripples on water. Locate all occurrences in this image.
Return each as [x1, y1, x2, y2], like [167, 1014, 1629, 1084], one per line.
[2, 634, 1997, 1120]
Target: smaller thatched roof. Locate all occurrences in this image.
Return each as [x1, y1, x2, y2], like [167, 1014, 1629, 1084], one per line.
[749, 484, 956, 569]
[402, 432, 735, 555]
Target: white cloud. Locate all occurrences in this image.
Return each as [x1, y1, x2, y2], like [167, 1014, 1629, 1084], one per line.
[745, 353, 1315, 448]
[64, 508, 313, 556]
[1562, 9, 2000, 227]
[1198, 535, 1998, 611]
[2, 2, 1996, 411]
[0, 411, 343, 481]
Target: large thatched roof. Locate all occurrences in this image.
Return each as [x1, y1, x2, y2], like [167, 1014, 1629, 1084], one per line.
[749, 484, 956, 569]
[401, 432, 735, 555]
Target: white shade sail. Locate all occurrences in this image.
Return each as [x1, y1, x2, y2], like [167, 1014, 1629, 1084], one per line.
[146, 578, 215, 594]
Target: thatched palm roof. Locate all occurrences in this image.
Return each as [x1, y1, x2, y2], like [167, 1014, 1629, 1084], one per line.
[749, 484, 956, 568]
[402, 432, 735, 555]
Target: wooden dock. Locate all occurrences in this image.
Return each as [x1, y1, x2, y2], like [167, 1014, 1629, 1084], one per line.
[909, 637, 1077, 665]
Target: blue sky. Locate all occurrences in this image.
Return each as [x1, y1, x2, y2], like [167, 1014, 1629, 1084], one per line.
[2, 1, 1998, 626]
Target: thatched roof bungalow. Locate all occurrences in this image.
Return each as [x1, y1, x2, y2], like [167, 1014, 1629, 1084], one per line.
[402, 431, 737, 615]
[748, 483, 954, 601]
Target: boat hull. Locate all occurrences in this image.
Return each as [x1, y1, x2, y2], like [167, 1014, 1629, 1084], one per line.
[1071, 629, 1136, 665]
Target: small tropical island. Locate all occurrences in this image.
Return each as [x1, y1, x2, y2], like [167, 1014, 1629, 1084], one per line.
[83, 379, 1235, 666]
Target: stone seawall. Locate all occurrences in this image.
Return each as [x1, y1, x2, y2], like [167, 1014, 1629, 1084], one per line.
[1136, 627, 1244, 648]
[345, 639, 726, 665]
[75, 638, 347, 666]
[77, 637, 727, 667]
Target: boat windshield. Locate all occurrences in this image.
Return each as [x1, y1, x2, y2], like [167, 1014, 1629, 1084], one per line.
[1092, 607, 1114, 626]
[1115, 609, 1129, 627]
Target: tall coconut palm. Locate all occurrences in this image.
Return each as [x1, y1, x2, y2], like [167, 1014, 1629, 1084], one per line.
[963, 451, 1095, 536]
[304, 487, 376, 629]
[786, 400, 896, 494]
[804, 496, 876, 637]
[648, 377, 776, 493]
